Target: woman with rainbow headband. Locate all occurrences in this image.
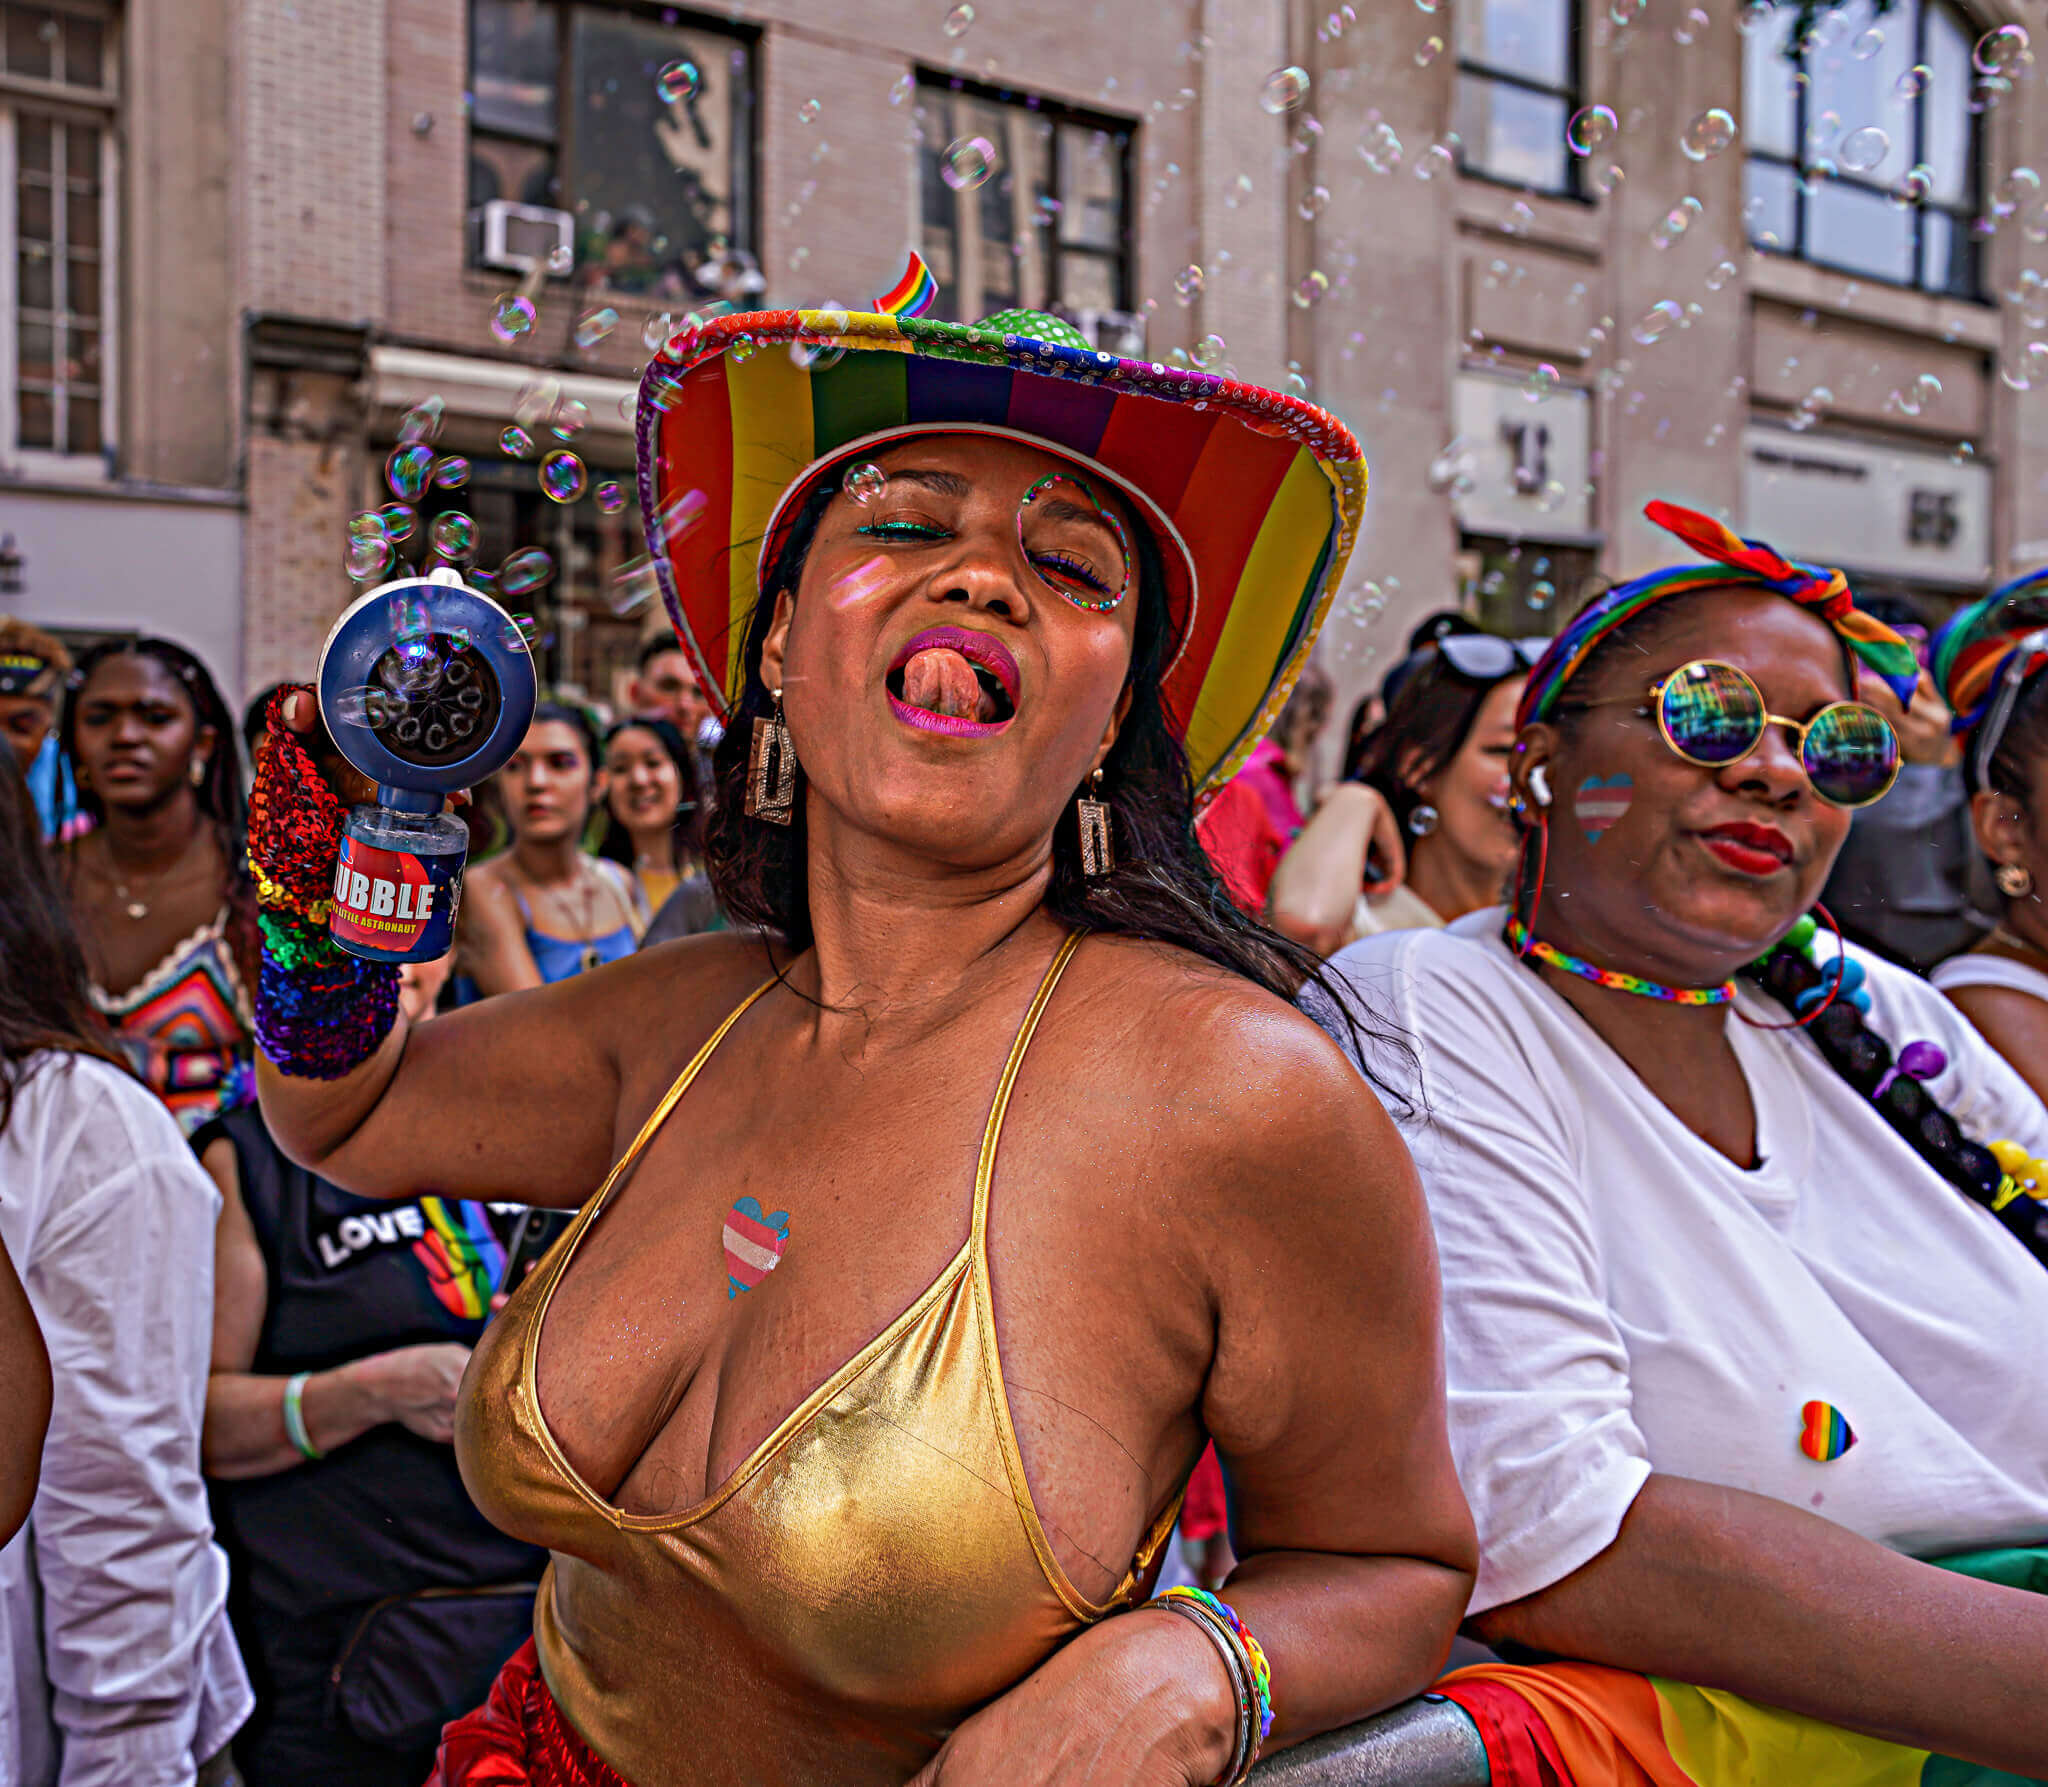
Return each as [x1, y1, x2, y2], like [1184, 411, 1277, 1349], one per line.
[248, 280, 1476, 1786]
[1929, 574, 2048, 1107]
[1324, 502, 2048, 1786]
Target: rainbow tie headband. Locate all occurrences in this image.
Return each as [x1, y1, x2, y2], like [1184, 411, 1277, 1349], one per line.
[1517, 501, 1922, 730]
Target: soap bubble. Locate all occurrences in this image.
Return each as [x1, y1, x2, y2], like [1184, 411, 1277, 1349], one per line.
[1735, 0, 1773, 34]
[798, 97, 821, 124]
[497, 548, 555, 596]
[1173, 264, 1204, 304]
[1610, 0, 1645, 21]
[650, 488, 709, 545]
[539, 451, 587, 504]
[1896, 64, 1931, 99]
[431, 455, 471, 490]
[348, 511, 386, 543]
[1993, 168, 2041, 220]
[1415, 34, 1443, 65]
[1298, 183, 1331, 219]
[427, 511, 477, 561]
[1260, 66, 1309, 114]
[550, 397, 589, 440]
[500, 425, 535, 458]
[1838, 126, 1889, 172]
[1525, 363, 1560, 401]
[379, 503, 419, 544]
[385, 444, 433, 501]
[1566, 105, 1618, 157]
[1527, 580, 1557, 611]
[1653, 197, 1703, 248]
[656, 59, 700, 104]
[1293, 269, 1330, 308]
[843, 461, 888, 506]
[1893, 163, 1934, 206]
[1674, 8, 1710, 46]
[608, 556, 660, 616]
[2002, 341, 2048, 391]
[1415, 142, 1455, 180]
[1706, 258, 1739, 291]
[943, 2, 975, 35]
[1632, 300, 1684, 345]
[1852, 26, 1883, 58]
[942, 136, 995, 190]
[573, 307, 618, 349]
[642, 312, 674, 351]
[594, 480, 627, 514]
[729, 334, 758, 364]
[1594, 161, 1626, 195]
[1193, 333, 1227, 369]
[514, 378, 561, 430]
[490, 294, 536, 342]
[397, 397, 443, 444]
[1682, 108, 1737, 161]
[1974, 25, 2029, 77]
[347, 536, 393, 581]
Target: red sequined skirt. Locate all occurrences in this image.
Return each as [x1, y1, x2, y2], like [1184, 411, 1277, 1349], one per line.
[426, 1640, 633, 1787]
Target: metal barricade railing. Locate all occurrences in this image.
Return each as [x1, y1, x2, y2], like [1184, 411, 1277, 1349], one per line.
[1249, 1694, 1490, 1787]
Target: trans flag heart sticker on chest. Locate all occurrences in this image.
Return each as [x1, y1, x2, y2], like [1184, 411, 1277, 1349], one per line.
[723, 1197, 790, 1298]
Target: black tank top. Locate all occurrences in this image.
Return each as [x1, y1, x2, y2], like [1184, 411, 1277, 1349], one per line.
[197, 1103, 544, 1643]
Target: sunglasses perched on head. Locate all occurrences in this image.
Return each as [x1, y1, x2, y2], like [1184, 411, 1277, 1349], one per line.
[1555, 658, 1901, 808]
[1435, 634, 1550, 681]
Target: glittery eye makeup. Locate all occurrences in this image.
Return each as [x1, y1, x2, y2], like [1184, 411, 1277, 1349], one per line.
[1017, 473, 1131, 613]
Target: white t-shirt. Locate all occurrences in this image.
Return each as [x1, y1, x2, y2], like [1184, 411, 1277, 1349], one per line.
[0, 1053, 251, 1787]
[1326, 912, 2048, 1615]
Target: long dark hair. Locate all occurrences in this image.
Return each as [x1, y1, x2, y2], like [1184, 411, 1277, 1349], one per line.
[1351, 654, 1515, 836]
[598, 716, 703, 876]
[700, 468, 1397, 1074]
[61, 636, 246, 839]
[0, 753, 130, 1134]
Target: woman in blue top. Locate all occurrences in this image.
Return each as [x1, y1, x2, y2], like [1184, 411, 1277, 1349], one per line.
[456, 704, 644, 1000]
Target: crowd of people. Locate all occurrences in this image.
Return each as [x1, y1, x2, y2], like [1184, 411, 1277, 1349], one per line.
[1, 291, 2046, 1787]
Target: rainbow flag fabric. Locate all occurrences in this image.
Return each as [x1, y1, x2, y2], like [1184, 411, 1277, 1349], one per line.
[635, 306, 1365, 806]
[1440, 1548, 2048, 1787]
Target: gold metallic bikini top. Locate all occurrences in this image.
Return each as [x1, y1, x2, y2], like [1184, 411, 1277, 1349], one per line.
[458, 933, 1183, 1787]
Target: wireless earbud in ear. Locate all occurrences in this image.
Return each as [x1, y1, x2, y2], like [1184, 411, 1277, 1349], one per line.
[1529, 765, 1552, 808]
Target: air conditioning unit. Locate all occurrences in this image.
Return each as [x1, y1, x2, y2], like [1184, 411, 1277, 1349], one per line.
[476, 200, 575, 275]
[1064, 307, 1146, 357]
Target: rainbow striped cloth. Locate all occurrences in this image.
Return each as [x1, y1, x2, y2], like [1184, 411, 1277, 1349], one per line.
[1440, 1548, 2048, 1787]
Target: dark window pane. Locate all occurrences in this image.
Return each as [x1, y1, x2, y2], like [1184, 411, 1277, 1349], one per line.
[17, 389, 54, 449]
[17, 181, 52, 243]
[568, 9, 751, 300]
[1061, 253, 1116, 312]
[1808, 177, 1914, 281]
[18, 321, 54, 381]
[66, 253, 97, 316]
[1455, 73, 1569, 191]
[66, 123, 98, 182]
[1922, 208, 1976, 296]
[471, 0, 558, 138]
[16, 113, 51, 174]
[1745, 158, 1797, 251]
[70, 323, 99, 380]
[67, 395, 99, 455]
[1924, 2, 1973, 207]
[17, 247, 51, 310]
[63, 12, 101, 87]
[1056, 123, 1121, 250]
[1742, 0, 1801, 158]
[1458, 0, 1569, 86]
[6, 7, 53, 79]
[66, 184, 99, 250]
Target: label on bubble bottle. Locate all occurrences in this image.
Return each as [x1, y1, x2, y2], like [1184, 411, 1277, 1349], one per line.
[328, 829, 465, 963]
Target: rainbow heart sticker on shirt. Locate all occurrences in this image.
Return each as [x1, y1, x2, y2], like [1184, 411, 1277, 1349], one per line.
[1799, 1399, 1856, 1462]
[723, 1197, 790, 1298]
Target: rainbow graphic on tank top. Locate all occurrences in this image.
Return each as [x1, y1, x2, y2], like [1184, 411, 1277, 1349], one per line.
[413, 1197, 506, 1321]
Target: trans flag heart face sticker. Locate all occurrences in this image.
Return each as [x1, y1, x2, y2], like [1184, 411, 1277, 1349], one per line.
[722, 1197, 790, 1298]
[1574, 773, 1634, 846]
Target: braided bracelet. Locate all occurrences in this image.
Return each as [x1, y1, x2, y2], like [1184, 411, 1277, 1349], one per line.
[250, 689, 400, 1079]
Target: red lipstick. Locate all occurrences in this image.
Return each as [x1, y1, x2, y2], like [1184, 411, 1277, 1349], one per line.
[1698, 820, 1794, 877]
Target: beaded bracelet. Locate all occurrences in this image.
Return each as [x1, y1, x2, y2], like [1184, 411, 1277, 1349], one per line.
[250, 690, 401, 1080]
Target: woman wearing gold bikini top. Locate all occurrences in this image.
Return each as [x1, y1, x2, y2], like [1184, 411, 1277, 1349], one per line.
[254, 297, 1475, 1787]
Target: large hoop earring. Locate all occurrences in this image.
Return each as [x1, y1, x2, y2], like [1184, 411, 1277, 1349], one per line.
[745, 689, 796, 825]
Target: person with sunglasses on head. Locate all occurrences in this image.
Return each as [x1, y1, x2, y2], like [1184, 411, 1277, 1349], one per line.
[1927, 575, 2048, 1109]
[1269, 634, 1545, 956]
[249, 292, 1475, 1787]
[1321, 503, 2048, 1785]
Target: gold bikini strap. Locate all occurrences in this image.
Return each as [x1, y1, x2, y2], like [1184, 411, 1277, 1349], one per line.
[586, 974, 779, 1217]
[970, 931, 1085, 1245]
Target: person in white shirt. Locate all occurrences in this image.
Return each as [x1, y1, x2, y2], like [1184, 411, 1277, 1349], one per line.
[0, 753, 251, 1787]
[1326, 504, 2048, 1780]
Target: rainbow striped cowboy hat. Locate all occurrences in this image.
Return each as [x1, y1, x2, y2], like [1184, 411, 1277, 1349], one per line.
[633, 292, 1366, 805]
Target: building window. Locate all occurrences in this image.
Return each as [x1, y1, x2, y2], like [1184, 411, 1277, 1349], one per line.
[915, 75, 1134, 331]
[1744, 0, 1981, 298]
[0, 2, 117, 468]
[468, 0, 756, 303]
[1455, 0, 1580, 195]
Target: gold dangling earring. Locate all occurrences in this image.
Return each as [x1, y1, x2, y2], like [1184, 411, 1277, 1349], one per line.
[189, 755, 208, 787]
[745, 688, 796, 825]
[1076, 768, 1113, 877]
[1997, 861, 2034, 899]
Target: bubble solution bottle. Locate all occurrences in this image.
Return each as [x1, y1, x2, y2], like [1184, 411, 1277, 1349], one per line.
[317, 569, 537, 965]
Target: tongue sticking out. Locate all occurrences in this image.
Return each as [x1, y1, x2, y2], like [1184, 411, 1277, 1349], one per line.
[901, 647, 997, 722]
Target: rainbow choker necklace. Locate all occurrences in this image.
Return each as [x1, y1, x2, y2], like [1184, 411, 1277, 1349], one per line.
[1504, 918, 1736, 1006]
